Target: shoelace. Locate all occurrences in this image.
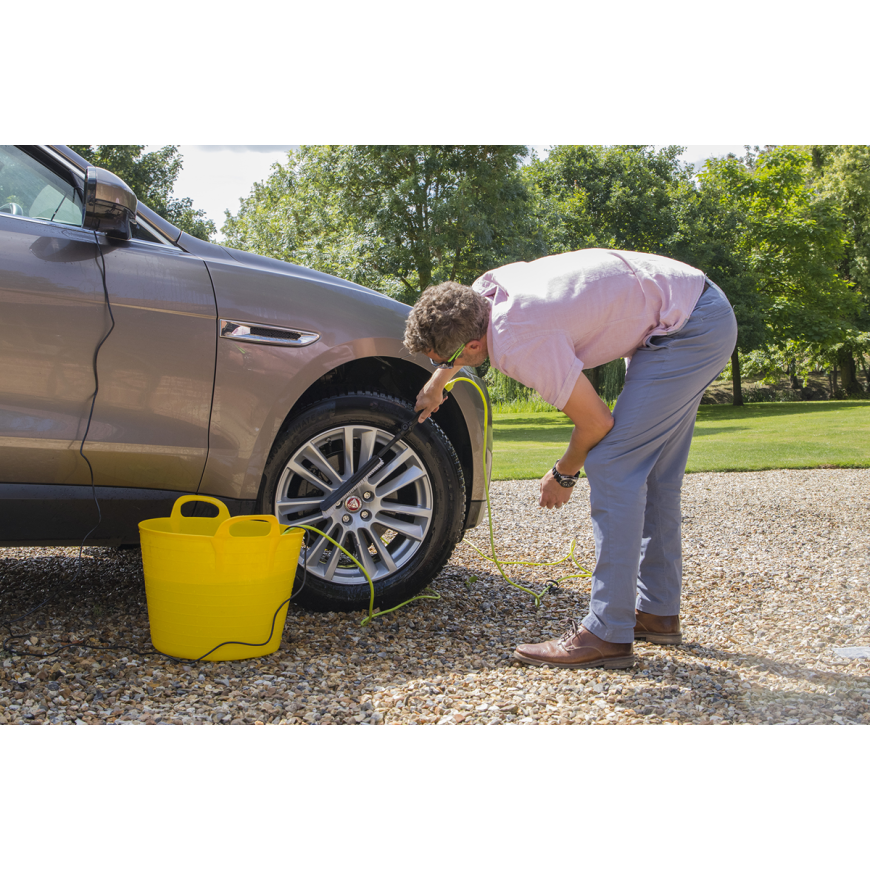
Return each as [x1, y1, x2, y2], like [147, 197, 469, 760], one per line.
[558, 618, 583, 648]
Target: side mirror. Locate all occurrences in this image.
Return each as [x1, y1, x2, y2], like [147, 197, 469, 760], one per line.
[83, 166, 138, 240]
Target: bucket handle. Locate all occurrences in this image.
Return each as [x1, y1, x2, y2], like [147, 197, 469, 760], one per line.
[170, 495, 231, 523]
[214, 514, 282, 538]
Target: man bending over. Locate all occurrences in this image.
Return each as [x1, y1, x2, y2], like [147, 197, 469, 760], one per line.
[403, 249, 737, 669]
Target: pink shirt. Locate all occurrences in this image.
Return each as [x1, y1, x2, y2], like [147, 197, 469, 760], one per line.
[473, 249, 706, 410]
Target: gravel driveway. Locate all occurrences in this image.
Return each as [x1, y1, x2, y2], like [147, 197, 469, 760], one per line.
[2, 468, 868, 725]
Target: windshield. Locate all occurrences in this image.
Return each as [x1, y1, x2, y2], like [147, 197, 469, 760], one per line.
[0, 145, 84, 226]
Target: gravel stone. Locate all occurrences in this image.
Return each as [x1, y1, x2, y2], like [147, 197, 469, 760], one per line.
[1, 468, 868, 725]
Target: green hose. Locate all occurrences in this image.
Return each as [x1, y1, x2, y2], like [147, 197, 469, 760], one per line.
[290, 524, 438, 627]
[444, 377, 591, 608]
[284, 376, 590, 625]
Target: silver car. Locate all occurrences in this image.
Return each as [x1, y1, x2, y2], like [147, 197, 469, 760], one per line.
[0, 145, 491, 611]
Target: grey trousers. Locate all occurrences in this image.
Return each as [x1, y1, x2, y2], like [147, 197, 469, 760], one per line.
[581, 281, 738, 643]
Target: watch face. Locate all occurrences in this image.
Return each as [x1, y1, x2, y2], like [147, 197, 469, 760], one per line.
[552, 466, 577, 487]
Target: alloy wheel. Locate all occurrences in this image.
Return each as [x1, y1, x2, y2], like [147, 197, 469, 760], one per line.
[274, 424, 434, 586]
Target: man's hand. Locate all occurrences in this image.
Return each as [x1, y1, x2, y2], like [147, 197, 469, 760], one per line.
[539, 468, 575, 509]
[415, 369, 453, 422]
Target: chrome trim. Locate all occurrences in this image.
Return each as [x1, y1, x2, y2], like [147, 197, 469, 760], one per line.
[133, 212, 176, 245]
[41, 145, 86, 180]
[132, 218, 175, 246]
[113, 303, 215, 319]
[220, 319, 320, 347]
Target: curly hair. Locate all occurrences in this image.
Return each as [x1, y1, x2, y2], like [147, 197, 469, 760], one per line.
[403, 281, 490, 358]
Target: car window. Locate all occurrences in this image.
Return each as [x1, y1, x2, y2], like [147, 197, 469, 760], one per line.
[131, 215, 174, 245]
[0, 145, 84, 226]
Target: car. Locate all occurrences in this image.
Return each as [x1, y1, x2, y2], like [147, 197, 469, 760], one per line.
[0, 144, 492, 612]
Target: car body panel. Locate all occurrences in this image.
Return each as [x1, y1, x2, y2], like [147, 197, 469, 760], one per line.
[0, 215, 108, 484]
[198, 251, 489, 505]
[81, 238, 217, 491]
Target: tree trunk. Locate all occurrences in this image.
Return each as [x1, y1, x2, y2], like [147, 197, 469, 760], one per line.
[731, 348, 744, 406]
[837, 349, 859, 395]
[416, 252, 432, 296]
[586, 365, 601, 395]
[832, 365, 839, 395]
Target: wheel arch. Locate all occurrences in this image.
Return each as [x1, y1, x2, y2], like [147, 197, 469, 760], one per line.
[255, 356, 477, 522]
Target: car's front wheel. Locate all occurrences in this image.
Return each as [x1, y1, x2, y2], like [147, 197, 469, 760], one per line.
[257, 392, 466, 612]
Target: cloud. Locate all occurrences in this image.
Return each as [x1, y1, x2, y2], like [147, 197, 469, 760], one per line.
[195, 145, 297, 153]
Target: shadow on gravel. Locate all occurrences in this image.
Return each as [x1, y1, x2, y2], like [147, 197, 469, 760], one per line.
[660, 641, 870, 723]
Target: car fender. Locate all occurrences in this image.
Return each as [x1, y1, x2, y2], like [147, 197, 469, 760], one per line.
[200, 334, 413, 500]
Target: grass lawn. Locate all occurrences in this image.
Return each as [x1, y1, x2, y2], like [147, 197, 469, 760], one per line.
[490, 400, 870, 479]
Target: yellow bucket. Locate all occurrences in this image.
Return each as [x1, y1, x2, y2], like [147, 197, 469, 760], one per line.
[138, 495, 304, 661]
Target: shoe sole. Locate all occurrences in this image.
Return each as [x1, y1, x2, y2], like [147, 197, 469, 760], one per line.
[512, 651, 636, 669]
[634, 632, 682, 645]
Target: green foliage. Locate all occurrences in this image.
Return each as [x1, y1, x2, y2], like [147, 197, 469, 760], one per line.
[809, 145, 870, 392]
[596, 359, 626, 405]
[814, 145, 870, 293]
[686, 145, 870, 396]
[485, 358, 625, 412]
[70, 145, 216, 241]
[699, 147, 854, 348]
[525, 145, 693, 256]
[670, 155, 766, 356]
[484, 367, 555, 413]
[223, 146, 539, 304]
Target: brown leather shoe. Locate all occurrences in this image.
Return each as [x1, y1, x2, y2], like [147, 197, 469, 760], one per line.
[634, 610, 682, 644]
[513, 620, 636, 669]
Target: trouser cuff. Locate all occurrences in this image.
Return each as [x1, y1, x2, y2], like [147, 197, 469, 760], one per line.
[635, 598, 681, 617]
[582, 613, 634, 645]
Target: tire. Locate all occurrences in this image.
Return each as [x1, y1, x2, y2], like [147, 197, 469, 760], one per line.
[257, 392, 466, 612]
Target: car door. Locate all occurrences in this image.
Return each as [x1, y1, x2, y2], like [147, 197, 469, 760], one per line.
[88, 228, 217, 492]
[0, 145, 216, 504]
[0, 145, 108, 486]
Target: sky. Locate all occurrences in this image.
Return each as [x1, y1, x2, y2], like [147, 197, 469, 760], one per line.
[173, 144, 750, 242]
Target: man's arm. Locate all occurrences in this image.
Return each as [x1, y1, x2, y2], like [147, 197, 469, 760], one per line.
[539, 371, 614, 509]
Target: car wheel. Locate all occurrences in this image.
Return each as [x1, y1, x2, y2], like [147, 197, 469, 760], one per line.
[257, 392, 466, 612]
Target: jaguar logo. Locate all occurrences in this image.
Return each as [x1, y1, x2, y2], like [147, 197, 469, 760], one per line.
[345, 496, 362, 512]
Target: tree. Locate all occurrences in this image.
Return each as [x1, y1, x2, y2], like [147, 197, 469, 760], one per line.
[670, 151, 767, 404]
[70, 145, 216, 241]
[693, 147, 856, 403]
[223, 146, 538, 304]
[812, 145, 870, 394]
[524, 145, 694, 256]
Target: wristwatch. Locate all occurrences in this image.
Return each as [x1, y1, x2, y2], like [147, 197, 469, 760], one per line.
[551, 465, 580, 488]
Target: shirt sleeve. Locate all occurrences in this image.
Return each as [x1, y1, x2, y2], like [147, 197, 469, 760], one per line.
[493, 330, 585, 411]
[472, 273, 500, 299]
